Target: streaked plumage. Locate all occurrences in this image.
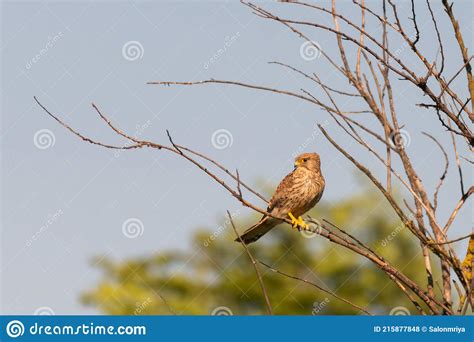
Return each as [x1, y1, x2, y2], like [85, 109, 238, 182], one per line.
[236, 152, 325, 244]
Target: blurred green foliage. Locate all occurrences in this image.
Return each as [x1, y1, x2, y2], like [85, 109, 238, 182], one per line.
[82, 188, 434, 315]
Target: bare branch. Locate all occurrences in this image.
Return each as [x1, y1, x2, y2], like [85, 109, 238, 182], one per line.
[258, 259, 373, 315]
[443, 186, 473, 234]
[421, 132, 449, 213]
[228, 211, 273, 315]
[442, 0, 474, 117]
[428, 233, 473, 246]
[426, 0, 445, 74]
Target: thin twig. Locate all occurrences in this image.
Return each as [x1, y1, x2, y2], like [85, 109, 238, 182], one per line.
[428, 233, 474, 246]
[421, 132, 449, 212]
[228, 211, 273, 315]
[257, 259, 372, 315]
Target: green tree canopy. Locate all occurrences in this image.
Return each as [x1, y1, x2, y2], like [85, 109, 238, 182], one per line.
[82, 188, 433, 315]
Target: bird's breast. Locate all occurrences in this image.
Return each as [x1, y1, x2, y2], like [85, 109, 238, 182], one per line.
[291, 170, 324, 216]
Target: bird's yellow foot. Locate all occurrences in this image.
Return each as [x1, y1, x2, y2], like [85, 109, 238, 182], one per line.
[288, 212, 309, 231]
[288, 212, 298, 229]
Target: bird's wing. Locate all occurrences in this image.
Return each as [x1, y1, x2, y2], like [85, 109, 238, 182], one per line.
[267, 170, 296, 213]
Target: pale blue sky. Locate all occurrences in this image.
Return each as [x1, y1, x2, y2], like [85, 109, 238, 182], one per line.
[1, 0, 472, 314]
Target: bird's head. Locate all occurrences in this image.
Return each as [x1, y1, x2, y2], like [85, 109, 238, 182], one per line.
[294, 152, 321, 172]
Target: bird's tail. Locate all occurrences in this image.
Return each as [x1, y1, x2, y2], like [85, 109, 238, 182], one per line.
[234, 216, 279, 244]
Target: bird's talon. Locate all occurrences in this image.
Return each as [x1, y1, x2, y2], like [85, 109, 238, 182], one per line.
[288, 212, 309, 231]
[297, 216, 309, 230]
[288, 212, 299, 230]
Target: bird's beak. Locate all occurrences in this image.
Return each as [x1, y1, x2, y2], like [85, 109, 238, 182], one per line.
[294, 160, 301, 168]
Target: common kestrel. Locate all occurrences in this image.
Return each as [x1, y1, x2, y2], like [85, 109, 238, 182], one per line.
[236, 152, 325, 244]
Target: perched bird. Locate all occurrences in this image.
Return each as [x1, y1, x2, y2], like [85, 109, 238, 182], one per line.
[235, 152, 325, 244]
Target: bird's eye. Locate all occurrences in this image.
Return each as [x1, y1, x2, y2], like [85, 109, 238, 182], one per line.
[302, 158, 308, 162]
